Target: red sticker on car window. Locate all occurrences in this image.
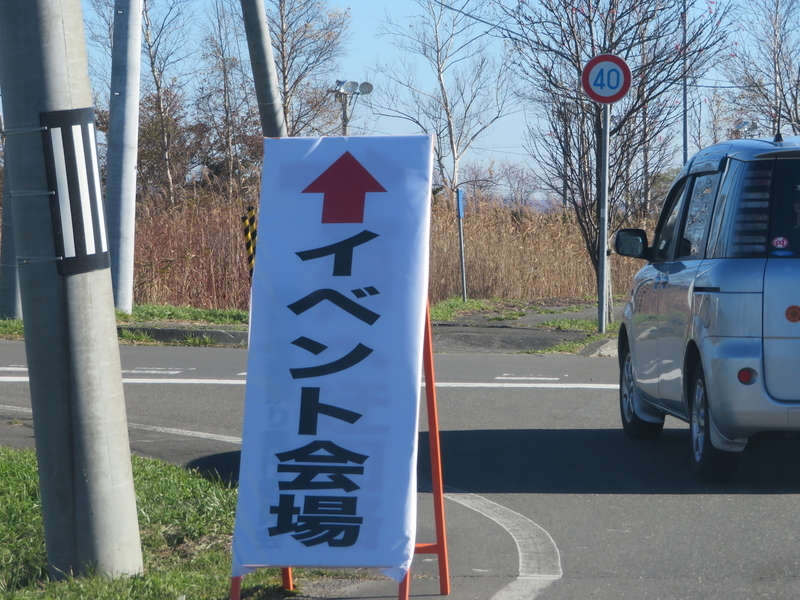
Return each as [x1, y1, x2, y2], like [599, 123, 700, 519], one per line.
[786, 305, 800, 323]
[773, 237, 789, 248]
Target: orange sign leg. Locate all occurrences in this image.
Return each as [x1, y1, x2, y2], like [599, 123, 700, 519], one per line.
[282, 567, 294, 590]
[399, 306, 451, 599]
[230, 575, 241, 600]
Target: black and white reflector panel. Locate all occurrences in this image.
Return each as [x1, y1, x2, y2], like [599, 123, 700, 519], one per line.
[41, 107, 109, 275]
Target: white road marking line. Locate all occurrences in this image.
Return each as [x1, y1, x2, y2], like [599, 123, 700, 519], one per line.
[129, 423, 241, 445]
[122, 378, 245, 385]
[0, 376, 617, 389]
[438, 382, 617, 389]
[419, 480, 562, 600]
[122, 369, 184, 375]
[3, 367, 195, 375]
[449, 492, 562, 599]
[0, 404, 31, 413]
[0, 377, 247, 384]
[495, 376, 561, 381]
[0, 405, 241, 445]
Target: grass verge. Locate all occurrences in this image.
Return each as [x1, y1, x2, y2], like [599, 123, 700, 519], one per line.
[524, 318, 620, 354]
[180, 334, 218, 347]
[117, 329, 156, 344]
[0, 305, 249, 342]
[0, 446, 368, 599]
[117, 304, 248, 326]
[0, 319, 24, 340]
[429, 297, 491, 321]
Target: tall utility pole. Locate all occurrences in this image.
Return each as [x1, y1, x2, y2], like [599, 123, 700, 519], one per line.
[106, 0, 143, 314]
[239, 0, 287, 138]
[682, 0, 688, 164]
[0, 0, 143, 579]
[0, 170, 22, 319]
[0, 107, 23, 319]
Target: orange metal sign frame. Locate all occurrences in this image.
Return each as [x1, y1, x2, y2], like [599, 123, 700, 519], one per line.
[230, 305, 450, 599]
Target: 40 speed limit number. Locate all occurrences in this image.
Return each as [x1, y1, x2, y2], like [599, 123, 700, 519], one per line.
[581, 54, 631, 104]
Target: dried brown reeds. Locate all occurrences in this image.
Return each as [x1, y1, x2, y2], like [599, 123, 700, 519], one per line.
[132, 198, 646, 309]
[429, 200, 644, 304]
[134, 201, 252, 309]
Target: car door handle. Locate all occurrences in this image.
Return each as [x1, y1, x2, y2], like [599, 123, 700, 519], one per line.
[655, 273, 669, 288]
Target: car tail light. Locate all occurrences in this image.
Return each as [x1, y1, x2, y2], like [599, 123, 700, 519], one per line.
[738, 369, 754, 384]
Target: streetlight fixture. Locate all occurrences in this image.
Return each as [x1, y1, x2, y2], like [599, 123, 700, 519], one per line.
[332, 79, 373, 136]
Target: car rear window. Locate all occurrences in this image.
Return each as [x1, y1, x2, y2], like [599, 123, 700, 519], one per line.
[767, 159, 800, 257]
[710, 158, 800, 258]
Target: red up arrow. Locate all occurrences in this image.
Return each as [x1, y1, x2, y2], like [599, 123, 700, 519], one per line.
[302, 151, 387, 223]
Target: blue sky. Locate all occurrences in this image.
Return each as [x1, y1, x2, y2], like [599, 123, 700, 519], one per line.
[78, 0, 529, 169]
[328, 0, 528, 167]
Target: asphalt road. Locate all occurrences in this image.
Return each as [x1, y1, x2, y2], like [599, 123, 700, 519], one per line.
[3, 341, 800, 599]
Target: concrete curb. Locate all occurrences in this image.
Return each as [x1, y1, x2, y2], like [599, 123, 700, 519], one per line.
[116, 305, 625, 354]
[578, 338, 618, 358]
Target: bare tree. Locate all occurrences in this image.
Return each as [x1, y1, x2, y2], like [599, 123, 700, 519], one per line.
[372, 0, 513, 200]
[195, 0, 262, 198]
[494, 0, 728, 282]
[141, 0, 195, 206]
[267, 0, 350, 136]
[687, 85, 748, 151]
[85, 0, 116, 92]
[723, 0, 800, 135]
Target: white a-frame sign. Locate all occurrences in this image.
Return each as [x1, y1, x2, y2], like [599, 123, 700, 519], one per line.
[232, 134, 434, 582]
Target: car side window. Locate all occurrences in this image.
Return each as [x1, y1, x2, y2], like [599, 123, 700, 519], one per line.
[676, 172, 722, 260]
[710, 159, 773, 258]
[707, 159, 742, 258]
[651, 178, 688, 262]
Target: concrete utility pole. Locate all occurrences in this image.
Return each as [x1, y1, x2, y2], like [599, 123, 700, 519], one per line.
[106, 0, 143, 314]
[0, 0, 143, 579]
[0, 172, 23, 319]
[239, 0, 288, 137]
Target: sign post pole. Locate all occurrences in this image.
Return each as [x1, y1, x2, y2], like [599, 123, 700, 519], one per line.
[598, 104, 611, 333]
[457, 188, 467, 302]
[580, 54, 631, 333]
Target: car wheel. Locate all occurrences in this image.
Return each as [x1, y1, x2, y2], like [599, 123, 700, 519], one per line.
[620, 348, 664, 439]
[690, 363, 738, 482]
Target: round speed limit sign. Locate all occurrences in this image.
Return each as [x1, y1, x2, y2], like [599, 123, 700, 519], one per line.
[581, 54, 631, 104]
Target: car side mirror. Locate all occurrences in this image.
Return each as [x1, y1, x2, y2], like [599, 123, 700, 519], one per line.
[615, 228, 652, 260]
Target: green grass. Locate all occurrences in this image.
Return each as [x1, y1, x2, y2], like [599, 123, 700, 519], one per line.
[179, 334, 217, 347]
[525, 333, 615, 354]
[117, 329, 156, 344]
[487, 310, 527, 322]
[523, 318, 620, 354]
[0, 305, 250, 342]
[537, 318, 621, 332]
[117, 304, 248, 325]
[0, 446, 329, 599]
[429, 297, 491, 321]
[531, 304, 593, 315]
[0, 319, 24, 340]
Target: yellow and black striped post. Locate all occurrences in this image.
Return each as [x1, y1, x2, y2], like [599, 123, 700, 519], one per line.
[241, 206, 257, 281]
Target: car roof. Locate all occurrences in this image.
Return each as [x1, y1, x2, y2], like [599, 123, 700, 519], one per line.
[678, 136, 800, 178]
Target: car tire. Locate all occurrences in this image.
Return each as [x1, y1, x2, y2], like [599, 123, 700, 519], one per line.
[620, 348, 664, 439]
[690, 363, 739, 482]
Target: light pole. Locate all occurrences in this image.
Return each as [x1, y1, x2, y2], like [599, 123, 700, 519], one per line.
[332, 80, 373, 135]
